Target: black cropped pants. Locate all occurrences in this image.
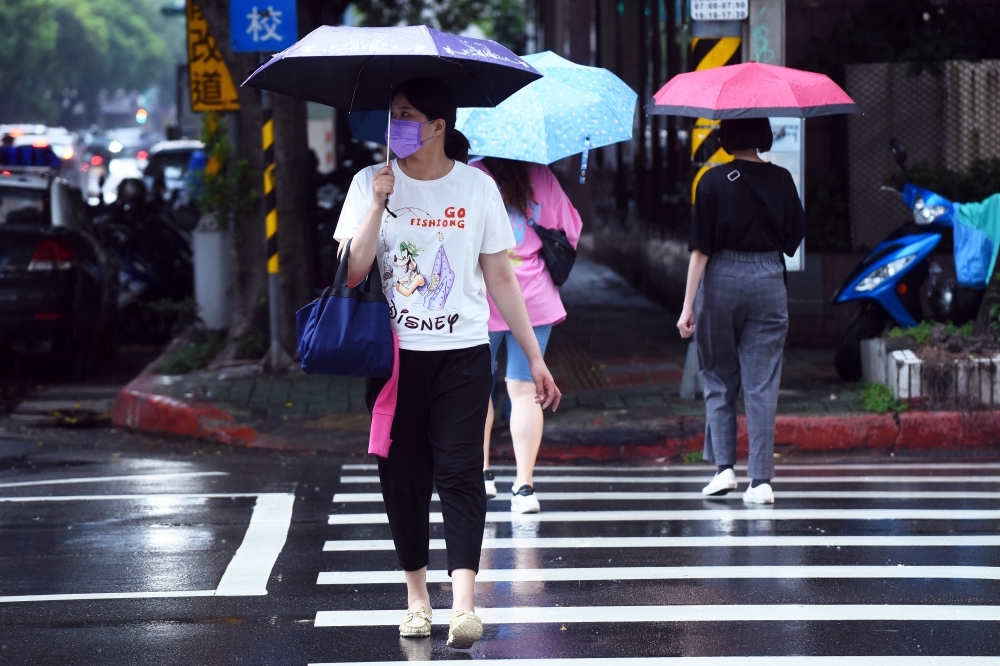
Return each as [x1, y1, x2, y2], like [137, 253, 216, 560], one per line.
[367, 344, 492, 575]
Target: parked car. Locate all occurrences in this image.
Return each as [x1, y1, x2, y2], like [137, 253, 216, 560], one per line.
[144, 140, 204, 201]
[0, 148, 119, 375]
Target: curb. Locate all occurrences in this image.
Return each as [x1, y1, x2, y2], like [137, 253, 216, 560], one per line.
[114, 354, 1000, 458]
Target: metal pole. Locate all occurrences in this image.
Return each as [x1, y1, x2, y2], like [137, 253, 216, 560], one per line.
[260, 88, 284, 372]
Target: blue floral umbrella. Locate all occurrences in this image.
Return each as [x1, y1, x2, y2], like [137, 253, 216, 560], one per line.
[456, 51, 637, 181]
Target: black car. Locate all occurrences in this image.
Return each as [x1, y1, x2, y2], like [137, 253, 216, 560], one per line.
[0, 152, 118, 374]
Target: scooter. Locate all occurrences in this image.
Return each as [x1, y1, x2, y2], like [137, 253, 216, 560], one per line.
[833, 139, 985, 381]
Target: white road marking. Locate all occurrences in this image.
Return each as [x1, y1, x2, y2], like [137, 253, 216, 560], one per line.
[0, 471, 228, 489]
[309, 658, 1000, 666]
[339, 475, 1000, 484]
[323, 535, 1000, 551]
[216, 493, 295, 596]
[340, 463, 1000, 472]
[314, 603, 1000, 626]
[0, 493, 261, 502]
[317, 565, 1000, 585]
[0, 590, 217, 603]
[333, 490, 1000, 503]
[327, 508, 1000, 525]
[0, 492, 295, 602]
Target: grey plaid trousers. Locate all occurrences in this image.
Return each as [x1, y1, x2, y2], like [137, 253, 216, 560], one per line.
[695, 250, 788, 480]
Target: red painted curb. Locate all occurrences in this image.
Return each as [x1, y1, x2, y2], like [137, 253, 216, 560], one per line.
[114, 353, 999, 458]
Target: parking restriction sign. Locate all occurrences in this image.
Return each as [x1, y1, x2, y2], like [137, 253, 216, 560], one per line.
[691, 0, 748, 20]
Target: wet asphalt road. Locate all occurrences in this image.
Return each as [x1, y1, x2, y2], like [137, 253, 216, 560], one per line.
[1, 428, 999, 665]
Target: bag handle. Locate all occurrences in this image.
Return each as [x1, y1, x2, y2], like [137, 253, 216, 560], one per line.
[333, 238, 385, 296]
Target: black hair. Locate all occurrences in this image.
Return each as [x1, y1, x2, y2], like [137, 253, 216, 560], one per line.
[720, 117, 773, 154]
[481, 157, 535, 218]
[391, 77, 470, 164]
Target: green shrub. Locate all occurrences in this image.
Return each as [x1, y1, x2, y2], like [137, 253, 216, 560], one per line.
[155, 330, 225, 374]
[681, 450, 704, 464]
[887, 321, 972, 344]
[860, 381, 909, 414]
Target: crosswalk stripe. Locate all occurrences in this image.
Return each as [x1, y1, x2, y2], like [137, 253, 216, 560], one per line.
[326, 508, 1000, 525]
[340, 463, 1000, 471]
[322, 535, 1000, 551]
[309, 658, 1000, 666]
[333, 490, 1000, 502]
[339, 475, 1000, 484]
[316, 565, 1000, 585]
[313, 603, 1000, 627]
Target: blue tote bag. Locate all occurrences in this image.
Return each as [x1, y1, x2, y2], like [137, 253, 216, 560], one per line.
[295, 239, 393, 377]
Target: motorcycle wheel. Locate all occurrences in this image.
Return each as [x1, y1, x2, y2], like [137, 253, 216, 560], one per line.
[835, 306, 890, 382]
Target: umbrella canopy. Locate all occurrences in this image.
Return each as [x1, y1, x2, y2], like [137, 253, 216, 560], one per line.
[242, 25, 541, 111]
[647, 62, 860, 119]
[455, 51, 637, 164]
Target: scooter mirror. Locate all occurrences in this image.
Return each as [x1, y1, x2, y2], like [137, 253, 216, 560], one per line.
[890, 138, 908, 167]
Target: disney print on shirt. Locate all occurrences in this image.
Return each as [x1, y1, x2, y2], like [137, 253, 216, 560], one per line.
[380, 210, 461, 334]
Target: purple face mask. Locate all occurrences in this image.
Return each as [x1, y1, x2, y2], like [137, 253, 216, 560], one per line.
[386, 119, 433, 159]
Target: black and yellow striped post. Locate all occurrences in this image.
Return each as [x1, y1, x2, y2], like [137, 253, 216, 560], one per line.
[260, 90, 286, 371]
[690, 35, 741, 202]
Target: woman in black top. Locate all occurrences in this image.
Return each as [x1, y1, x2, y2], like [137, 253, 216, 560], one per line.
[676, 117, 805, 505]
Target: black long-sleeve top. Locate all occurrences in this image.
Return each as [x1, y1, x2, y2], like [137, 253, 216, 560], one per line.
[688, 160, 806, 257]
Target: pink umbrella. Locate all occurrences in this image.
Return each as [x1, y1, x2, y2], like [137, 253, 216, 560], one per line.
[647, 62, 860, 119]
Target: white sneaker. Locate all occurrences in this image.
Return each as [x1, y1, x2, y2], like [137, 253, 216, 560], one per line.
[483, 470, 497, 499]
[702, 468, 738, 496]
[743, 483, 775, 504]
[511, 484, 540, 513]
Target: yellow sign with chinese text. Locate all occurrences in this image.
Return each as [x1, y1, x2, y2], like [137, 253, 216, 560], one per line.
[187, 0, 240, 112]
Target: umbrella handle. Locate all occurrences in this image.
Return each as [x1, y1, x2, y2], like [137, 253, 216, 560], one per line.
[579, 136, 591, 184]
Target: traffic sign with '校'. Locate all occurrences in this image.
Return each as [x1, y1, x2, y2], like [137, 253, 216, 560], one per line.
[231, 0, 298, 53]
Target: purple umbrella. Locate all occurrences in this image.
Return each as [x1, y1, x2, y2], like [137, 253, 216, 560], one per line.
[242, 25, 541, 110]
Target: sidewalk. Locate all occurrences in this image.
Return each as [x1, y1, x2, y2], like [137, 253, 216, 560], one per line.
[112, 256, 1000, 459]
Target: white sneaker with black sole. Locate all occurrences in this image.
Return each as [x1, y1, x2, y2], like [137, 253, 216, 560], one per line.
[701, 468, 738, 496]
[743, 482, 775, 504]
[510, 484, 540, 513]
[483, 470, 497, 499]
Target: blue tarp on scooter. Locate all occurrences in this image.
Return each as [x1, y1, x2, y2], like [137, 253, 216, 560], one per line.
[955, 193, 1000, 287]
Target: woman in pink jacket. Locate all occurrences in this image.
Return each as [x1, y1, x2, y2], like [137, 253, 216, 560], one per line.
[472, 158, 583, 513]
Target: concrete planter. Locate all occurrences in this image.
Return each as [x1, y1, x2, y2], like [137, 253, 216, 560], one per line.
[861, 337, 1000, 405]
[192, 216, 233, 331]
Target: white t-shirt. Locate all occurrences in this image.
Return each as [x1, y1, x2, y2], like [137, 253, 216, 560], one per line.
[334, 160, 515, 351]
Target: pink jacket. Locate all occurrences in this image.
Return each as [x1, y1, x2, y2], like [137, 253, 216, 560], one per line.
[367, 330, 399, 458]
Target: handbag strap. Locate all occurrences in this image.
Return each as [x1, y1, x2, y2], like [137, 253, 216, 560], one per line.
[333, 238, 385, 296]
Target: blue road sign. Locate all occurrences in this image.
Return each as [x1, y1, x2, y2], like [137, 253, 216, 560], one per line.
[231, 0, 298, 53]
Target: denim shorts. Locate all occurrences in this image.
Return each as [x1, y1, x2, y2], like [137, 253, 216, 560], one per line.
[488, 325, 553, 383]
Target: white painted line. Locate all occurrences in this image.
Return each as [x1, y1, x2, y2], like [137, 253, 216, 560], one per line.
[317, 565, 1000, 585]
[341, 462, 1000, 472]
[314, 603, 1000, 627]
[0, 471, 228, 489]
[309, 658, 1000, 666]
[323, 535, 1000, 551]
[333, 490, 1000, 503]
[327, 508, 1000, 525]
[215, 493, 295, 596]
[340, 475, 1000, 484]
[0, 493, 261, 502]
[0, 590, 218, 603]
[0, 491, 295, 603]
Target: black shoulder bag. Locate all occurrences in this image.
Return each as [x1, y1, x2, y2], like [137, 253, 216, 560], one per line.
[727, 168, 788, 285]
[527, 216, 577, 287]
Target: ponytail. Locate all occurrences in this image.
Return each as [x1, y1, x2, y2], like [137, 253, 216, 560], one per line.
[445, 128, 470, 164]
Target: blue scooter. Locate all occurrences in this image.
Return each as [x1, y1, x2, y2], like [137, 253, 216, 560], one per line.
[833, 139, 985, 380]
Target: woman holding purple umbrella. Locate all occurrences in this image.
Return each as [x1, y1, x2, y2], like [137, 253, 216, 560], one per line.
[334, 77, 561, 649]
